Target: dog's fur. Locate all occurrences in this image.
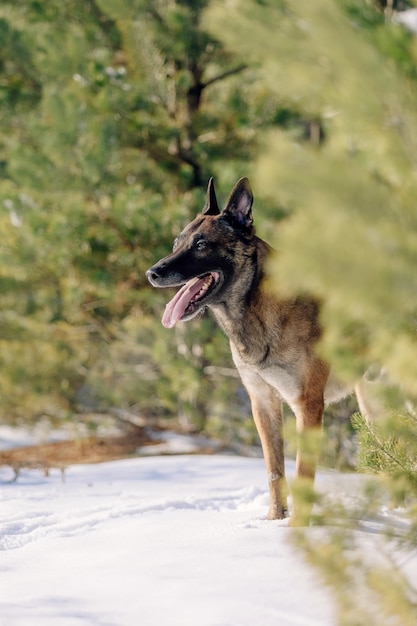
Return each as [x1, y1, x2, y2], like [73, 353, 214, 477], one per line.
[147, 177, 348, 525]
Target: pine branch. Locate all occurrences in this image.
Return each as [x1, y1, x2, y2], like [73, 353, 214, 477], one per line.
[362, 419, 411, 474]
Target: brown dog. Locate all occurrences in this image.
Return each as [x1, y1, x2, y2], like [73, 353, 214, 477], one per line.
[147, 177, 348, 525]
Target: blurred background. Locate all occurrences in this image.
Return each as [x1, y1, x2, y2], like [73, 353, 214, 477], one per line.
[0, 0, 417, 467]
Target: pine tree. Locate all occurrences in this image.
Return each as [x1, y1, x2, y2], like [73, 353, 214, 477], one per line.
[0, 0, 275, 435]
[207, 0, 417, 394]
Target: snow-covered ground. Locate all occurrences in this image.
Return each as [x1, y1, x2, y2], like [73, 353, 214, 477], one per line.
[1, 453, 416, 626]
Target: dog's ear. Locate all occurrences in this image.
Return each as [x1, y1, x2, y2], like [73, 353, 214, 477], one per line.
[202, 177, 220, 216]
[222, 177, 253, 229]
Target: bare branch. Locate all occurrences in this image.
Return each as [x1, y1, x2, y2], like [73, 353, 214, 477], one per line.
[202, 64, 248, 90]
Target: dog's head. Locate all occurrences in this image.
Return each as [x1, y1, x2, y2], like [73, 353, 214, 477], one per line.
[146, 177, 255, 328]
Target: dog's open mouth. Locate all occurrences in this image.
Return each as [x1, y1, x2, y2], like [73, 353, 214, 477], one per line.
[162, 272, 220, 328]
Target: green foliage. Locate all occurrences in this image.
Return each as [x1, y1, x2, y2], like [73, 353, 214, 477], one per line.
[353, 411, 417, 508]
[0, 0, 278, 429]
[296, 526, 417, 626]
[291, 406, 417, 626]
[207, 0, 417, 394]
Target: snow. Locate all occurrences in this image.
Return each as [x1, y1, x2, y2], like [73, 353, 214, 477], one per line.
[138, 429, 224, 455]
[394, 9, 417, 35]
[1, 454, 416, 626]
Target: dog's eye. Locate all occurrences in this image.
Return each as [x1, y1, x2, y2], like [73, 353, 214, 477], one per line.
[195, 239, 207, 250]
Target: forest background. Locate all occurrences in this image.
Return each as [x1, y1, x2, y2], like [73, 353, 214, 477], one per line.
[0, 0, 417, 450]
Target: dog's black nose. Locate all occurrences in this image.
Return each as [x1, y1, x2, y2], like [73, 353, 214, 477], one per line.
[146, 267, 161, 286]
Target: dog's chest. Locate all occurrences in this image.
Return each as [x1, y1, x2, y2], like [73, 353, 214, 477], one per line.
[230, 342, 303, 404]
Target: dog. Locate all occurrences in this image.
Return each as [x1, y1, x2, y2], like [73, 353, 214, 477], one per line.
[146, 177, 350, 526]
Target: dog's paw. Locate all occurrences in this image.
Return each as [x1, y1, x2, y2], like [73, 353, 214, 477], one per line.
[266, 505, 288, 521]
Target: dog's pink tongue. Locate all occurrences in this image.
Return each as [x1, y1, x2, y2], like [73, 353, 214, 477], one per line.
[162, 277, 206, 328]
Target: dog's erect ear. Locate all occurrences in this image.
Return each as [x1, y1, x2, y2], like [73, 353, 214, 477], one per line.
[222, 177, 253, 229]
[202, 177, 220, 216]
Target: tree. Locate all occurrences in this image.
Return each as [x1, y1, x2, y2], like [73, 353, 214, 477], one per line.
[207, 0, 417, 394]
[0, 0, 276, 436]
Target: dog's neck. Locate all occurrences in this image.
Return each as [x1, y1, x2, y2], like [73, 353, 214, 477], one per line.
[209, 237, 273, 364]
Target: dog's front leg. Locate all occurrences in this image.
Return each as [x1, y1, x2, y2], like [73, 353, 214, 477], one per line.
[242, 374, 288, 520]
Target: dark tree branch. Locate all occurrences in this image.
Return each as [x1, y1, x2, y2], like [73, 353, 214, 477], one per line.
[187, 63, 248, 115]
[202, 64, 248, 90]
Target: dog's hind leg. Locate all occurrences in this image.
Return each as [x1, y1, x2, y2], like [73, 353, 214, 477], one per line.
[289, 362, 328, 527]
[354, 375, 384, 422]
[242, 373, 288, 520]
